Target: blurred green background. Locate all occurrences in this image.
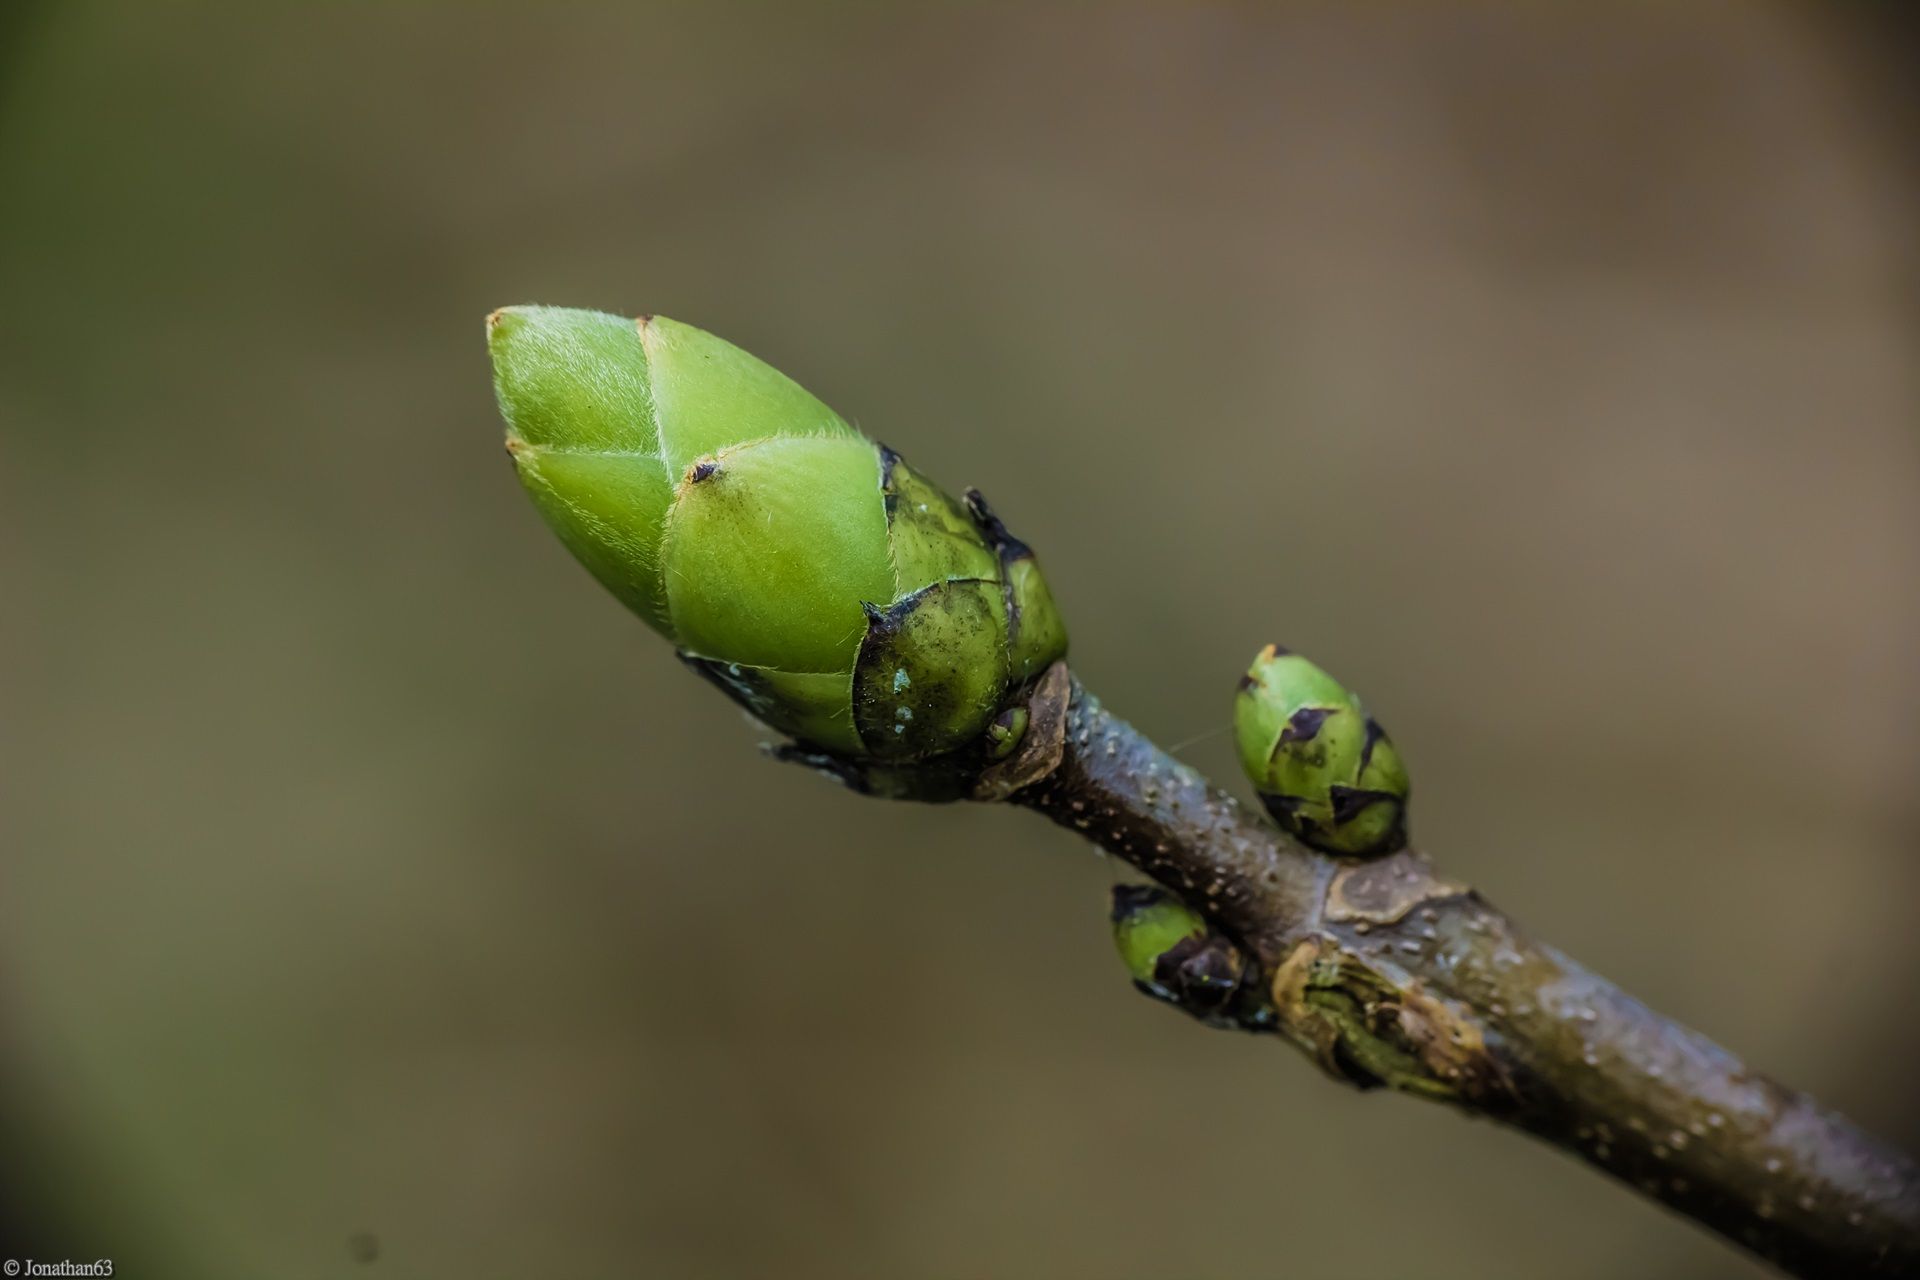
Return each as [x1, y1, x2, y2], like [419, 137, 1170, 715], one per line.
[4, 3, 1917, 1277]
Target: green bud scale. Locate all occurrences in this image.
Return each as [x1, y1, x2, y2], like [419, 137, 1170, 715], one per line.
[489, 306, 1068, 763]
[1234, 644, 1409, 857]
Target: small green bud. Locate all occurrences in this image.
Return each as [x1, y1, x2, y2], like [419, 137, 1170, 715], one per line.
[1109, 885, 1249, 1018]
[1234, 644, 1410, 857]
[985, 707, 1029, 760]
[490, 306, 1068, 762]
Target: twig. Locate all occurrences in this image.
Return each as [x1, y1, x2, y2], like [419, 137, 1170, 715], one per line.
[998, 671, 1919, 1279]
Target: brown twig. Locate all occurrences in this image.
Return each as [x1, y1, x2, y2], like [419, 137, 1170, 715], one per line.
[999, 671, 1919, 1279]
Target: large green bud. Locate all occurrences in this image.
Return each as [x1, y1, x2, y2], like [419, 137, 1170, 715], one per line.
[489, 306, 1067, 762]
[1234, 644, 1409, 857]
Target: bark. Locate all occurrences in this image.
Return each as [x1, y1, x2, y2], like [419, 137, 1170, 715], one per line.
[999, 671, 1919, 1279]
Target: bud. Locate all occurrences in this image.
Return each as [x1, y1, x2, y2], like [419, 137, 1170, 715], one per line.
[1234, 644, 1409, 857]
[984, 707, 1029, 761]
[1109, 884, 1250, 1019]
[489, 306, 1068, 762]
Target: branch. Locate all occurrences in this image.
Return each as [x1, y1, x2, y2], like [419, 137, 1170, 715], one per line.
[992, 669, 1918, 1279]
[486, 305, 1918, 1278]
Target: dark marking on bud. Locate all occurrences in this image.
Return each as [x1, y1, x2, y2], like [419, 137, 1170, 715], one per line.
[1280, 706, 1334, 745]
[876, 443, 904, 517]
[1110, 883, 1165, 923]
[1360, 716, 1386, 772]
[677, 650, 778, 721]
[769, 740, 979, 802]
[962, 485, 1044, 658]
[1154, 934, 1247, 1016]
[1324, 785, 1408, 857]
[767, 741, 877, 794]
[1329, 785, 1400, 825]
[689, 459, 719, 483]
[962, 487, 1034, 563]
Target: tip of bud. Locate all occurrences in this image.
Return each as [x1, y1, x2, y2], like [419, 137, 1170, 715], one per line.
[485, 304, 536, 353]
[487, 304, 658, 456]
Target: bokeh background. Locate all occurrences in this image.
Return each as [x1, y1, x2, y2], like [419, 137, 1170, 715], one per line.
[4, 3, 1917, 1277]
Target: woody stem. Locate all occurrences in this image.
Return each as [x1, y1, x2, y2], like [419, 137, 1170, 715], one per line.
[1005, 673, 1920, 1280]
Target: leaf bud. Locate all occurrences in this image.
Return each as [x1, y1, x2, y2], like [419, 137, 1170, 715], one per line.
[489, 306, 1069, 763]
[1234, 644, 1409, 857]
[1109, 884, 1250, 1019]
